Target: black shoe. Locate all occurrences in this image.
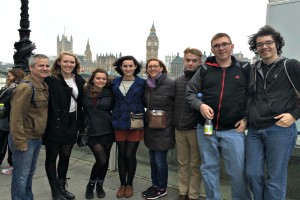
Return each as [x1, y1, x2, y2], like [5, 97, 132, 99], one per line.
[146, 188, 167, 200]
[142, 185, 156, 197]
[58, 178, 76, 200]
[49, 179, 67, 200]
[85, 183, 95, 199]
[96, 183, 105, 198]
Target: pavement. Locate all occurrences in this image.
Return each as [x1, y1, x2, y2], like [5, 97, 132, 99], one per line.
[0, 146, 209, 200]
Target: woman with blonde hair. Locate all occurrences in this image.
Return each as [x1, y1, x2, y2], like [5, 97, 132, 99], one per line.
[43, 51, 85, 200]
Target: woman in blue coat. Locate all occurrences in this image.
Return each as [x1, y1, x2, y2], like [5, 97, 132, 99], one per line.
[111, 56, 146, 198]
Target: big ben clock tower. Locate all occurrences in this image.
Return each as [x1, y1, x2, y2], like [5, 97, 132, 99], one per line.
[146, 22, 159, 61]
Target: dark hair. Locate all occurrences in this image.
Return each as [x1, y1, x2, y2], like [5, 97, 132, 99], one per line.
[113, 55, 142, 76]
[51, 51, 81, 76]
[248, 25, 285, 55]
[7, 68, 25, 84]
[145, 58, 168, 73]
[211, 33, 232, 46]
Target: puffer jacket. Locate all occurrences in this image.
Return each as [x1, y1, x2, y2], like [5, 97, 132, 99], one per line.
[173, 69, 198, 130]
[144, 73, 175, 151]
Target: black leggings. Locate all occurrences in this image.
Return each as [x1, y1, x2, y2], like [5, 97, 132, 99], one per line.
[89, 143, 112, 181]
[117, 141, 140, 186]
[45, 144, 74, 181]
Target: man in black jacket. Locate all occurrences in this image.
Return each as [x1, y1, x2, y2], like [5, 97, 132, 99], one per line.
[186, 33, 251, 200]
[246, 25, 300, 200]
[174, 48, 203, 200]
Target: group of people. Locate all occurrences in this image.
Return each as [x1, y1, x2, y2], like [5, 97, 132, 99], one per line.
[2, 24, 299, 200]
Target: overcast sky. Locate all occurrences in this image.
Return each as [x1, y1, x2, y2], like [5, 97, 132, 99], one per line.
[0, 0, 269, 63]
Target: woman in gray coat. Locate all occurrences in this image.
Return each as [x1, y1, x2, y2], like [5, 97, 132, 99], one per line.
[142, 58, 175, 200]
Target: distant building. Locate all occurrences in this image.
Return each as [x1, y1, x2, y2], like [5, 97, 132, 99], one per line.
[57, 34, 73, 55]
[233, 51, 251, 63]
[170, 53, 183, 77]
[146, 23, 159, 61]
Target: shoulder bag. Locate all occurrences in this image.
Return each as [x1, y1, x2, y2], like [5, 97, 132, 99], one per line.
[77, 99, 99, 147]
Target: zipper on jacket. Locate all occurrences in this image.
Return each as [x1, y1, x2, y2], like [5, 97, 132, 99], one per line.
[216, 68, 226, 129]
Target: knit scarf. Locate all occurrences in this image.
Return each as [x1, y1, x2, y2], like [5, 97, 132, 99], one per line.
[147, 72, 162, 89]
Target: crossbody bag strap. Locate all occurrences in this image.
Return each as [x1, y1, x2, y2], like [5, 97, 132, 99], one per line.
[86, 99, 99, 127]
[284, 59, 300, 96]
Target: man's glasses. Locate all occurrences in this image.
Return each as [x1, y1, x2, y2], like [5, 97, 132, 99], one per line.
[256, 40, 274, 48]
[211, 42, 231, 50]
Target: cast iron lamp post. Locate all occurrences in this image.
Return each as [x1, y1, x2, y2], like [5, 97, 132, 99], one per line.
[13, 0, 36, 72]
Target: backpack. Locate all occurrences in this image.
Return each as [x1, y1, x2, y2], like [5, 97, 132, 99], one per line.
[0, 81, 36, 119]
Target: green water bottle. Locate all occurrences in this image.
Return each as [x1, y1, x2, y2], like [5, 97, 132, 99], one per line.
[204, 119, 213, 136]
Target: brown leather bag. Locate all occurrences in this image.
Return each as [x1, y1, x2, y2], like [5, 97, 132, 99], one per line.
[148, 110, 167, 129]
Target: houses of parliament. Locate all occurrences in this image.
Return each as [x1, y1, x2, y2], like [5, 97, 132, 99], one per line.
[57, 23, 252, 77]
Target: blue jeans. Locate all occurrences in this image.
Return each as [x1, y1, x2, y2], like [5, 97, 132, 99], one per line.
[197, 124, 251, 200]
[245, 124, 297, 200]
[8, 134, 42, 200]
[149, 149, 168, 190]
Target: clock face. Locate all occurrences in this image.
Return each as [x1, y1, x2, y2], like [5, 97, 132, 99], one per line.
[148, 41, 151, 46]
[154, 42, 158, 46]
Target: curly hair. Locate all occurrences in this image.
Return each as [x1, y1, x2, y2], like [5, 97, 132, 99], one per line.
[113, 55, 142, 76]
[145, 58, 168, 74]
[248, 25, 285, 55]
[7, 68, 25, 85]
[50, 51, 81, 76]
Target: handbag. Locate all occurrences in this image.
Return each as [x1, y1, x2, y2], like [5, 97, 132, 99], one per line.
[77, 125, 90, 147]
[130, 113, 144, 130]
[148, 110, 167, 129]
[147, 91, 168, 129]
[77, 99, 99, 147]
[284, 59, 300, 105]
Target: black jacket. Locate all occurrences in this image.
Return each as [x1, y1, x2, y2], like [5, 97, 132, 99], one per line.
[246, 58, 300, 129]
[186, 56, 248, 130]
[173, 69, 198, 130]
[44, 74, 85, 144]
[82, 87, 114, 137]
[144, 73, 175, 151]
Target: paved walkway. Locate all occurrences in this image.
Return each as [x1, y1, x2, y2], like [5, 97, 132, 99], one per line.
[0, 147, 207, 200]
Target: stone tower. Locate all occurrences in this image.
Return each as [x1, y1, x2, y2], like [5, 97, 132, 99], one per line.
[146, 22, 159, 61]
[57, 34, 73, 55]
[84, 39, 92, 62]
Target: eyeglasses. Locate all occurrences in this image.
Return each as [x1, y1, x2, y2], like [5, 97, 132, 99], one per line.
[147, 65, 160, 69]
[211, 42, 231, 50]
[256, 40, 274, 48]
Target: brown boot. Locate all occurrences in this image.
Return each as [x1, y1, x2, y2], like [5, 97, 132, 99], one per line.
[178, 195, 188, 200]
[116, 185, 126, 198]
[124, 185, 133, 198]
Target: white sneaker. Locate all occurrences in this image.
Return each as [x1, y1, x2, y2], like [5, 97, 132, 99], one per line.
[2, 165, 13, 175]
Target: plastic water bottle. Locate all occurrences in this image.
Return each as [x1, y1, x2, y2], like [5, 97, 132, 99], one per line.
[204, 119, 213, 136]
[0, 103, 6, 119]
[197, 93, 213, 136]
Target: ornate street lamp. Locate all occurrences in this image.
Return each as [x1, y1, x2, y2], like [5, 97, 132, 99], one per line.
[13, 0, 36, 72]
